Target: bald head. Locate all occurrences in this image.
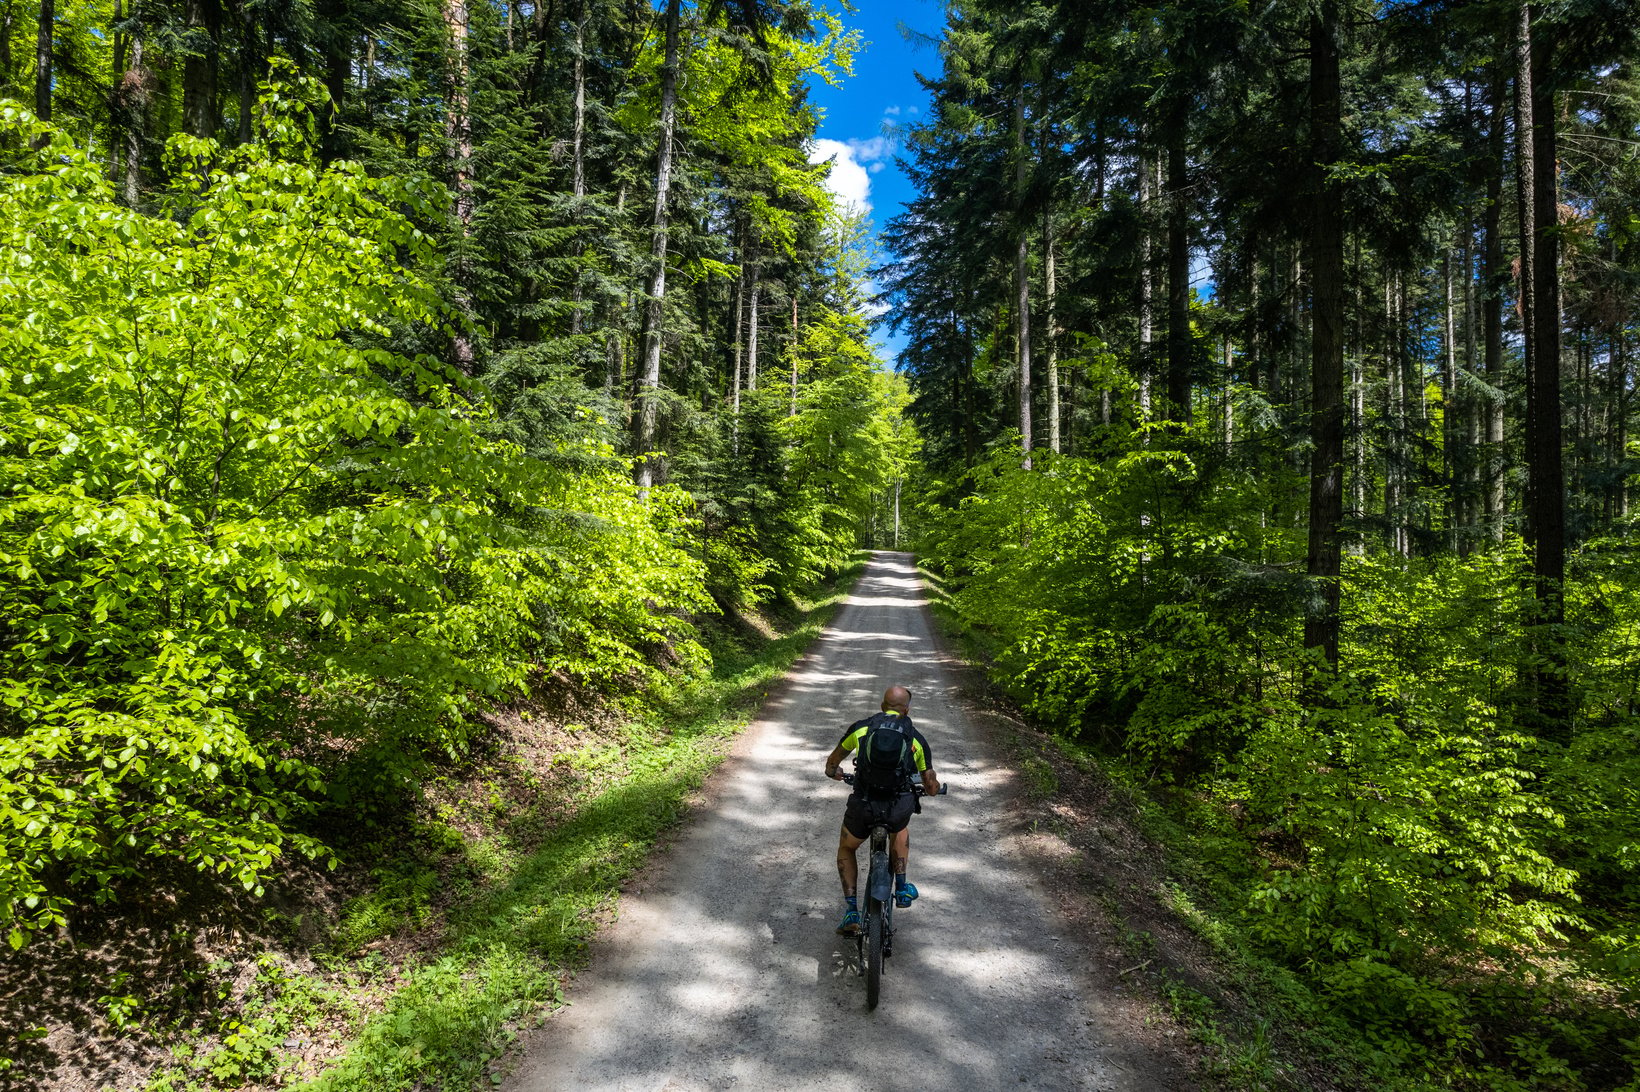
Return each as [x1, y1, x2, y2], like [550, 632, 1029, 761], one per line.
[881, 686, 912, 715]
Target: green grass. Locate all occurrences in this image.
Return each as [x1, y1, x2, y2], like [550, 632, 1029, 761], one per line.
[137, 558, 865, 1092]
[317, 560, 861, 1090]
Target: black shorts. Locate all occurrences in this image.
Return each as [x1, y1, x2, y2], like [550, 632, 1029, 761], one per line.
[842, 792, 916, 838]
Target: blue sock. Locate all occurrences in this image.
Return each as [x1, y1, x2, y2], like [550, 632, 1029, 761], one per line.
[895, 872, 907, 890]
[844, 895, 858, 910]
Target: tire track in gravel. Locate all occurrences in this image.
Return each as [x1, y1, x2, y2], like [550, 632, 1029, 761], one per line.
[503, 551, 1182, 1091]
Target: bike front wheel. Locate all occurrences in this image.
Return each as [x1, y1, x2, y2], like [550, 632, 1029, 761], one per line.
[865, 901, 884, 1010]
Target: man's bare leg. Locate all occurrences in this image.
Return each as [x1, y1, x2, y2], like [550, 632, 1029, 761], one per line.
[836, 827, 865, 897]
[891, 826, 910, 877]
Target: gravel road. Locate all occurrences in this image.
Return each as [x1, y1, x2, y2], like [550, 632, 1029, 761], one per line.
[504, 552, 1175, 1091]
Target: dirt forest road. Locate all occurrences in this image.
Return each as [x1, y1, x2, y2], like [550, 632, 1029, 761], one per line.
[504, 552, 1179, 1091]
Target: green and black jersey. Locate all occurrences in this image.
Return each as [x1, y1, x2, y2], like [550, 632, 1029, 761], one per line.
[836, 711, 932, 774]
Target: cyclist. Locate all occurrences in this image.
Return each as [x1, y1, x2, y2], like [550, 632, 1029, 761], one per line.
[824, 685, 941, 936]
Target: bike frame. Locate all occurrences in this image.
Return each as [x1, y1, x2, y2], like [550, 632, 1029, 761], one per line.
[834, 772, 946, 1010]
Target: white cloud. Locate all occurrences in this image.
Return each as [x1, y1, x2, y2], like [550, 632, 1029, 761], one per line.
[809, 134, 901, 218]
[884, 105, 901, 116]
[847, 135, 895, 163]
[809, 137, 872, 216]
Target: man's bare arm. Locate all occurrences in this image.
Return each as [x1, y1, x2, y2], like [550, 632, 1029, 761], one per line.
[921, 768, 941, 796]
[825, 744, 848, 780]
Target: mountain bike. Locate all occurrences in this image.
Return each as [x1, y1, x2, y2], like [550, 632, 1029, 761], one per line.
[838, 774, 947, 1011]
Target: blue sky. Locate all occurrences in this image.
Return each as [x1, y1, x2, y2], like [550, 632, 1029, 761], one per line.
[805, 0, 949, 365]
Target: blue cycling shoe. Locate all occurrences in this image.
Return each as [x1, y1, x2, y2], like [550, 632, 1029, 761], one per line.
[836, 908, 862, 935]
[895, 882, 918, 909]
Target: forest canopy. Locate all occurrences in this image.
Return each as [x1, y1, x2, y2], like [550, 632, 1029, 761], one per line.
[0, 0, 914, 956]
[889, 0, 1640, 1085]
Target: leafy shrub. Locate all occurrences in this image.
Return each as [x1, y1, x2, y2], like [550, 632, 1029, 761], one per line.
[919, 425, 1636, 1083]
[0, 91, 706, 946]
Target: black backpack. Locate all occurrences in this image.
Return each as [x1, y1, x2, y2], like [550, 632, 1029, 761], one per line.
[854, 713, 914, 798]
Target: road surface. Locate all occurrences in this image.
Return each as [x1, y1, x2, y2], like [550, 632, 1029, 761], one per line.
[504, 552, 1171, 1091]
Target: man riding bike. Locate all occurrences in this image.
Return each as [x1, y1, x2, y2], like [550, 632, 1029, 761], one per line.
[824, 685, 942, 935]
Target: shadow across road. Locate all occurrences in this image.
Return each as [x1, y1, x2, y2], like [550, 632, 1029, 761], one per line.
[503, 552, 1158, 1092]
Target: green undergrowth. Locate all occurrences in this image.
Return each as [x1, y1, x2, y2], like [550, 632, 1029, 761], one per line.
[919, 569, 1396, 1090]
[924, 567, 1638, 1091]
[140, 556, 865, 1092]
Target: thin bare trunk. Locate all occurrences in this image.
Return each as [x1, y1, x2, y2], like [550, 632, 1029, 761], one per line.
[1166, 135, 1190, 420]
[443, 0, 474, 373]
[183, 0, 220, 138]
[731, 260, 744, 433]
[237, 2, 255, 144]
[35, 0, 52, 121]
[633, 0, 682, 490]
[1, 2, 13, 89]
[570, 4, 586, 335]
[789, 294, 799, 417]
[119, 33, 146, 205]
[1443, 246, 1457, 550]
[1617, 327, 1629, 517]
[605, 183, 627, 393]
[1014, 86, 1032, 469]
[1515, 2, 1538, 552]
[1483, 71, 1508, 537]
[1044, 214, 1060, 453]
[1138, 148, 1154, 421]
[1304, 0, 1345, 665]
[1462, 207, 1478, 547]
[1520, 0, 1568, 736]
[747, 270, 761, 393]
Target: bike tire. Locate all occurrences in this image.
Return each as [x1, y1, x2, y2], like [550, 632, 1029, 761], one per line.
[865, 899, 883, 1010]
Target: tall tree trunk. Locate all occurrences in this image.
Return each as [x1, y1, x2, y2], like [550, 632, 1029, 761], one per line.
[1515, 2, 1538, 552]
[746, 269, 761, 392]
[1351, 292, 1365, 538]
[108, 0, 128, 174]
[633, 0, 681, 490]
[2, 2, 14, 91]
[34, 0, 51, 121]
[444, 0, 472, 228]
[789, 294, 799, 417]
[1617, 326, 1629, 518]
[119, 32, 146, 205]
[731, 257, 744, 446]
[318, 0, 348, 161]
[1442, 245, 1457, 551]
[1483, 70, 1508, 537]
[1138, 148, 1154, 421]
[1014, 85, 1033, 469]
[1462, 209, 1478, 549]
[1303, 0, 1345, 668]
[1166, 133, 1191, 420]
[443, 0, 475, 373]
[236, 0, 256, 144]
[183, 0, 220, 138]
[1385, 275, 1404, 554]
[1520, 1, 1568, 737]
[1044, 212, 1060, 453]
[570, 3, 586, 335]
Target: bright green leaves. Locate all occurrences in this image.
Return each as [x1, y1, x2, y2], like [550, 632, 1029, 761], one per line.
[0, 96, 709, 947]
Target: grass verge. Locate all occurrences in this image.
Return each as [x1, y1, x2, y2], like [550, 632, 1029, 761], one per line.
[139, 556, 866, 1092]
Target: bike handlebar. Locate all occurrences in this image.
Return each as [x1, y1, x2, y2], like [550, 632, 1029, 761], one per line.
[837, 773, 947, 795]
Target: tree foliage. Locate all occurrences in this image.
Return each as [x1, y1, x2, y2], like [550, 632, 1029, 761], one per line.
[0, 0, 910, 954]
[900, 0, 1640, 1083]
